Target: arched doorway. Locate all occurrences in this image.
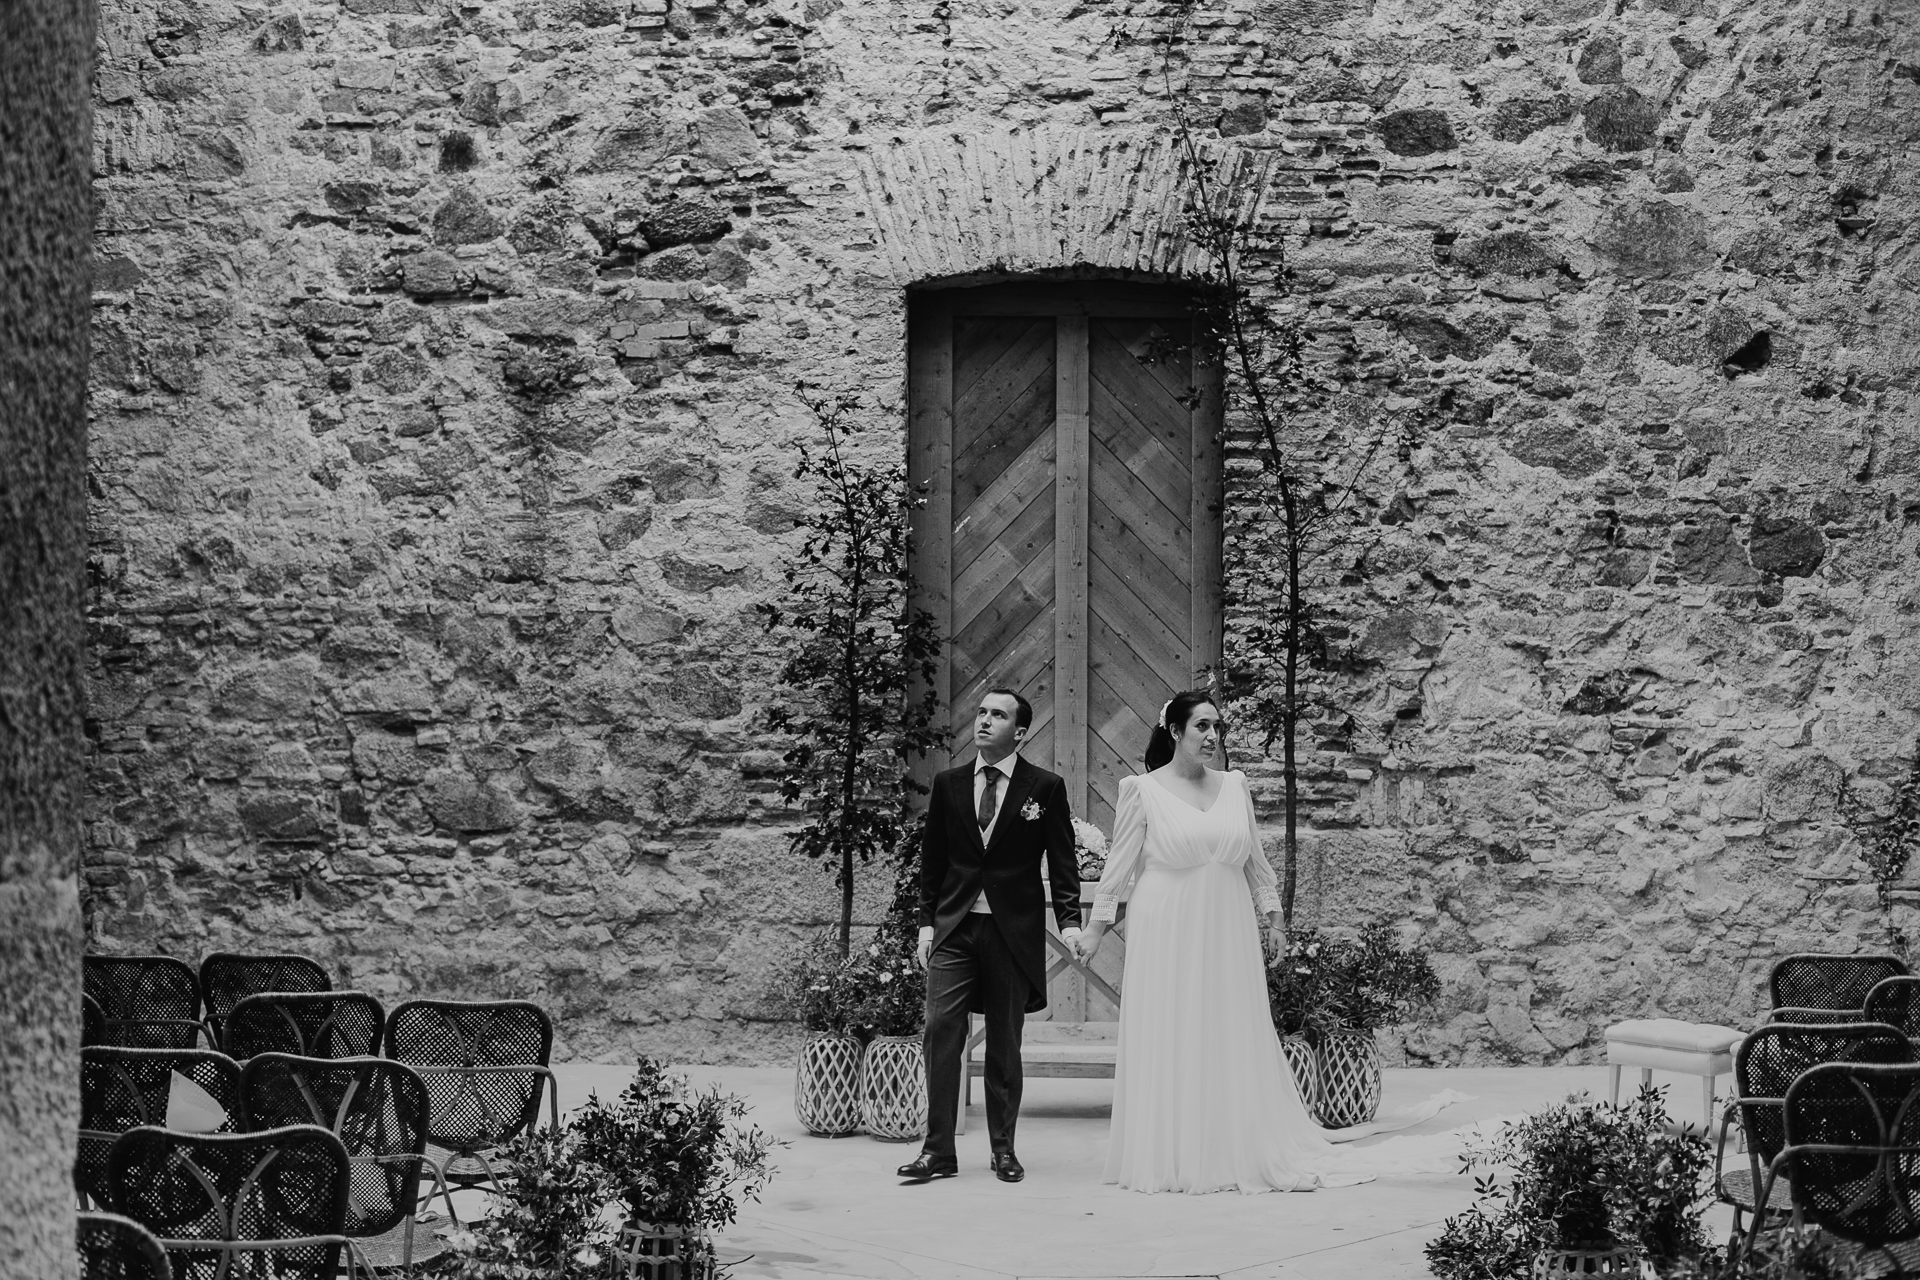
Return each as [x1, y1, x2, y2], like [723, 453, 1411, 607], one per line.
[907, 278, 1226, 839]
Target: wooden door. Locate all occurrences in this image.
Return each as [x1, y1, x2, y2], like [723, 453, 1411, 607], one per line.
[908, 278, 1224, 847]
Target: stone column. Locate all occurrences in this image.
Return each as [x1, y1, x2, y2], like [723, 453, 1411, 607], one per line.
[1, 0, 95, 1274]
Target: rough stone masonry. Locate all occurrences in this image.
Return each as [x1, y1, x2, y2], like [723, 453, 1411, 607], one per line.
[83, 0, 1920, 1065]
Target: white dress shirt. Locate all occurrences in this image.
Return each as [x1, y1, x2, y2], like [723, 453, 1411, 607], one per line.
[920, 750, 1080, 946]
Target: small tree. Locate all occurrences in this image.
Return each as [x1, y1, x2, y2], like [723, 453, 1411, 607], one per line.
[1152, 51, 1426, 935]
[761, 387, 942, 956]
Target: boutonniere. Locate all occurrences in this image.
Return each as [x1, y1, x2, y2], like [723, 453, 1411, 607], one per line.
[1021, 800, 1041, 821]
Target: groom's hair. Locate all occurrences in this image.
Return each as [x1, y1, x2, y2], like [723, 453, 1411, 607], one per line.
[985, 686, 1033, 731]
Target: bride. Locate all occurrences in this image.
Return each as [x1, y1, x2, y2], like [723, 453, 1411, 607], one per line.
[1072, 689, 1462, 1194]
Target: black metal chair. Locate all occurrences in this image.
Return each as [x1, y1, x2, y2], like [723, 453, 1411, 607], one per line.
[1866, 977, 1920, 1044]
[105, 1123, 362, 1280]
[239, 1053, 454, 1275]
[1716, 1022, 1916, 1245]
[77, 1209, 173, 1280]
[382, 999, 558, 1198]
[77, 1048, 242, 1210]
[1770, 953, 1911, 1025]
[222, 991, 383, 1062]
[83, 955, 208, 1050]
[198, 953, 329, 1044]
[1744, 1060, 1920, 1277]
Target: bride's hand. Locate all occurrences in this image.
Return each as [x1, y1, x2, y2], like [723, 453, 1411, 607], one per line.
[1265, 922, 1287, 958]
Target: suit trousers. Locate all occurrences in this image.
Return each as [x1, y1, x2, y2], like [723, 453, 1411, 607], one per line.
[921, 913, 1031, 1159]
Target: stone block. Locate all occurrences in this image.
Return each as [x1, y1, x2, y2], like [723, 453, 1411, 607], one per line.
[1590, 200, 1714, 277]
[213, 658, 318, 720]
[1374, 108, 1456, 156]
[692, 106, 763, 169]
[336, 59, 396, 91]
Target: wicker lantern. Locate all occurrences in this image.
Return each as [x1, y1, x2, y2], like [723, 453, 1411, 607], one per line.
[794, 1030, 865, 1136]
[1529, 1244, 1641, 1279]
[1314, 1028, 1383, 1128]
[606, 1224, 713, 1280]
[860, 1034, 927, 1141]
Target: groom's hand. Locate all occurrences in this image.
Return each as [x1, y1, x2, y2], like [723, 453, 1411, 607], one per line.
[916, 929, 932, 969]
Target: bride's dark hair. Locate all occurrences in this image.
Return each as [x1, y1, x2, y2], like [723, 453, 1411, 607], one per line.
[1144, 689, 1228, 770]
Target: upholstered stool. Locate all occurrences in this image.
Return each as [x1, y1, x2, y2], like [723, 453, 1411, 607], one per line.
[1604, 1018, 1745, 1131]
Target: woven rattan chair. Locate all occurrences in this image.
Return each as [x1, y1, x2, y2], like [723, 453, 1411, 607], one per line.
[105, 1123, 364, 1280]
[198, 953, 329, 1044]
[1770, 953, 1910, 1025]
[84, 992, 106, 1047]
[222, 991, 383, 1061]
[382, 999, 558, 1198]
[1716, 1022, 1916, 1245]
[239, 1053, 455, 1275]
[77, 1047, 242, 1210]
[1741, 1061, 1920, 1277]
[1865, 977, 1920, 1043]
[83, 956, 208, 1050]
[77, 1209, 173, 1280]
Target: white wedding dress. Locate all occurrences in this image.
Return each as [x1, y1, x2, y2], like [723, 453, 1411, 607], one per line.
[1092, 770, 1469, 1194]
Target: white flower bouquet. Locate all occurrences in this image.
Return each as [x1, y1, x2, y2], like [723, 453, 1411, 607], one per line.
[1072, 817, 1109, 882]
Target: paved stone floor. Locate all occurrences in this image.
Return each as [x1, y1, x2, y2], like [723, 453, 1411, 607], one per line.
[510, 1062, 1740, 1280]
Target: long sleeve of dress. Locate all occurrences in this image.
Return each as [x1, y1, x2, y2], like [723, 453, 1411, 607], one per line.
[1238, 772, 1284, 918]
[1091, 775, 1148, 924]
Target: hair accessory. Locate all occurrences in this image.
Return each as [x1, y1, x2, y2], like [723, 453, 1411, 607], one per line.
[1158, 699, 1173, 730]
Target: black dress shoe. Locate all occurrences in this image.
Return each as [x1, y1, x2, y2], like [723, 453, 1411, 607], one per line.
[896, 1152, 959, 1181]
[990, 1150, 1025, 1183]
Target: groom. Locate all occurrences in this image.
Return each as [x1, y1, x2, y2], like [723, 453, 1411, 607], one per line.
[899, 688, 1083, 1184]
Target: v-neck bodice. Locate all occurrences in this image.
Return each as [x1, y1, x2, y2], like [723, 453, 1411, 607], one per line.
[1143, 770, 1227, 816]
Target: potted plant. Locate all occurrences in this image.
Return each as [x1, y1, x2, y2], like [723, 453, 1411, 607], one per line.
[434, 1126, 614, 1279]
[1264, 925, 1438, 1127]
[572, 1060, 781, 1280]
[777, 937, 869, 1136]
[1264, 933, 1326, 1121]
[1425, 1087, 1715, 1280]
[849, 920, 928, 1141]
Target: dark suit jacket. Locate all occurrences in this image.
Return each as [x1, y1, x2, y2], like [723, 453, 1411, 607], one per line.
[919, 755, 1083, 1013]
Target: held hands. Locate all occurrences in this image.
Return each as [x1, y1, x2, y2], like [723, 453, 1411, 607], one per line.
[1071, 925, 1105, 962]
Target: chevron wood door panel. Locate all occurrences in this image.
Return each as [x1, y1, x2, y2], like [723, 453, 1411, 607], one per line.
[949, 314, 1058, 761]
[1083, 316, 1203, 833]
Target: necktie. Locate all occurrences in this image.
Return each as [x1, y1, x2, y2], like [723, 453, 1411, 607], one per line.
[978, 765, 1000, 832]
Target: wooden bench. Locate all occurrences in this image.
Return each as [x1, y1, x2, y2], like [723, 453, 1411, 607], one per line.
[957, 890, 1123, 1131]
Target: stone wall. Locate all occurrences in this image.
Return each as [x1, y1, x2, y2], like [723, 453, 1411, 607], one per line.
[85, 0, 1920, 1064]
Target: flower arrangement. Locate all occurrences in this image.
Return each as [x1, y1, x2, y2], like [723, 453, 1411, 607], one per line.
[1265, 925, 1440, 1040]
[844, 922, 926, 1037]
[779, 935, 866, 1036]
[1072, 817, 1109, 883]
[777, 922, 925, 1039]
[1425, 1086, 1716, 1280]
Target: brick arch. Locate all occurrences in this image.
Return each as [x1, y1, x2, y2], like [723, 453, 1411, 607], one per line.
[854, 126, 1269, 285]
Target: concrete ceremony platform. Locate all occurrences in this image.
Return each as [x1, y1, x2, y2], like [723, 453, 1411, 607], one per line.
[542, 1063, 1743, 1280]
